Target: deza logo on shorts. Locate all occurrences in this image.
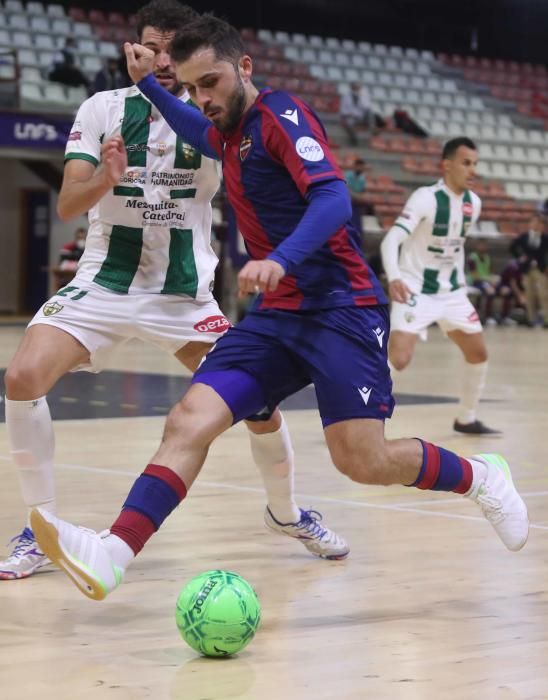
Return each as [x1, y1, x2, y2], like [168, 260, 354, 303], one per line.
[193, 316, 231, 333]
[295, 137, 324, 162]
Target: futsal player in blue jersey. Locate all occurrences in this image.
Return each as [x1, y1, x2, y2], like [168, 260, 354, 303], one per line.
[31, 15, 529, 601]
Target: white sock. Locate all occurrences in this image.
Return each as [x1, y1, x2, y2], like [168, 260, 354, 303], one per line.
[103, 534, 135, 570]
[5, 396, 56, 526]
[465, 457, 488, 497]
[457, 361, 488, 425]
[248, 414, 301, 523]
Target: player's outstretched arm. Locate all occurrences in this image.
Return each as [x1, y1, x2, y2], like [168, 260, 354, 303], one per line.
[57, 136, 127, 220]
[124, 42, 221, 161]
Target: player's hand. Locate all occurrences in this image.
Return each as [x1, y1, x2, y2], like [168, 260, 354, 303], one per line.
[388, 279, 412, 304]
[124, 42, 155, 84]
[238, 260, 285, 297]
[100, 136, 127, 187]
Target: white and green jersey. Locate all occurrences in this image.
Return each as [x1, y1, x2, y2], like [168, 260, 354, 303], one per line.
[65, 85, 220, 299]
[392, 179, 481, 294]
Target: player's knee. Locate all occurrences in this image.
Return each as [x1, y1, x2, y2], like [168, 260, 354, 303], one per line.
[331, 447, 390, 485]
[163, 395, 224, 449]
[4, 362, 44, 399]
[389, 350, 411, 371]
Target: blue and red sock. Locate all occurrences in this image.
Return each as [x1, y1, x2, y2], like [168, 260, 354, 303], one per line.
[110, 464, 187, 554]
[410, 440, 473, 494]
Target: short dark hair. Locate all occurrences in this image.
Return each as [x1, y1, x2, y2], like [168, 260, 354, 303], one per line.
[135, 0, 199, 41]
[170, 14, 244, 65]
[442, 137, 477, 160]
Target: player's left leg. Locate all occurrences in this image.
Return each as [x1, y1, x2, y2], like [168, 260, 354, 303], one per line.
[446, 330, 500, 435]
[324, 418, 528, 552]
[305, 304, 527, 553]
[439, 290, 500, 435]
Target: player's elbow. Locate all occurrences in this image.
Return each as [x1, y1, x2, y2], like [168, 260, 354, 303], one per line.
[56, 197, 75, 221]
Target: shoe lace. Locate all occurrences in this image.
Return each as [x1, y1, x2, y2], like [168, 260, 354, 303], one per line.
[477, 493, 505, 524]
[7, 530, 35, 557]
[297, 510, 329, 541]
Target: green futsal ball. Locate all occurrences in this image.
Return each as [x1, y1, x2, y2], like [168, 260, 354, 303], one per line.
[175, 570, 261, 657]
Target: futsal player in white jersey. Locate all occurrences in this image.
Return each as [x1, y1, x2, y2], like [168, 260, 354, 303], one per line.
[381, 137, 499, 435]
[0, 0, 348, 580]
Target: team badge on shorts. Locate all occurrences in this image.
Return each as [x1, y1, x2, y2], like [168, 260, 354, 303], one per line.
[239, 135, 253, 161]
[42, 301, 63, 316]
[404, 312, 415, 323]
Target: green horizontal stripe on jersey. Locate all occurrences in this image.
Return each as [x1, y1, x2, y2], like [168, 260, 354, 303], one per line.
[162, 228, 198, 297]
[113, 186, 145, 197]
[170, 189, 197, 199]
[427, 245, 444, 253]
[394, 222, 411, 235]
[93, 225, 143, 293]
[65, 153, 99, 167]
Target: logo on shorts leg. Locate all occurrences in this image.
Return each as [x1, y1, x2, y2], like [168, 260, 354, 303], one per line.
[42, 301, 64, 316]
[468, 310, 480, 323]
[372, 326, 385, 348]
[358, 386, 372, 405]
[404, 312, 415, 323]
[193, 315, 231, 333]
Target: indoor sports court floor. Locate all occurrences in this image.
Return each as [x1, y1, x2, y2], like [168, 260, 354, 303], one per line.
[0, 322, 547, 700]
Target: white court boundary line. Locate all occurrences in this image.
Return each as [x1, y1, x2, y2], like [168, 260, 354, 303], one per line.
[2, 455, 547, 532]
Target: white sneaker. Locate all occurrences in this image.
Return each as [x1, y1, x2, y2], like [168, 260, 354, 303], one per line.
[0, 527, 51, 580]
[30, 508, 124, 600]
[264, 507, 349, 560]
[467, 454, 529, 551]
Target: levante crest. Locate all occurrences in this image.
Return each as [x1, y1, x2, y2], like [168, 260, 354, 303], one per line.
[239, 135, 252, 161]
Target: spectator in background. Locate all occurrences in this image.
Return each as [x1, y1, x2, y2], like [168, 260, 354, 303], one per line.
[510, 213, 548, 327]
[344, 157, 373, 234]
[495, 257, 525, 326]
[117, 48, 132, 88]
[92, 57, 130, 93]
[49, 38, 90, 90]
[59, 226, 87, 271]
[467, 238, 497, 325]
[393, 107, 428, 138]
[339, 82, 383, 146]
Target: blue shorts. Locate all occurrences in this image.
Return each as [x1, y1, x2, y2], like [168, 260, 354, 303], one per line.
[193, 305, 395, 427]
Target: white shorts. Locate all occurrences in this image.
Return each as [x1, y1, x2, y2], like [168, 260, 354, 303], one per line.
[28, 281, 230, 372]
[390, 288, 482, 340]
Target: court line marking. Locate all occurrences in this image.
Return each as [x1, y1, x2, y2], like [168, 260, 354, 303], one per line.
[1, 456, 546, 532]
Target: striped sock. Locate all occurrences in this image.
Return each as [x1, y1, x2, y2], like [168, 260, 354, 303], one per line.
[410, 440, 473, 494]
[110, 464, 187, 555]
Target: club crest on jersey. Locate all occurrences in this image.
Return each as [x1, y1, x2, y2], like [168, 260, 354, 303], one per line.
[42, 301, 63, 316]
[462, 202, 473, 216]
[239, 135, 253, 161]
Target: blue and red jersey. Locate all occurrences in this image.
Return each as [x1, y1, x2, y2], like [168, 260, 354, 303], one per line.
[207, 89, 386, 310]
[138, 77, 387, 310]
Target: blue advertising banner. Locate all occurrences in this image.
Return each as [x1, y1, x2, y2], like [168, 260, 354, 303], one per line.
[0, 112, 72, 149]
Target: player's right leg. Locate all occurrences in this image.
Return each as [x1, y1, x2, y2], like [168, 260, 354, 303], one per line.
[1, 324, 90, 580]
[31, 379, 245, 600]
